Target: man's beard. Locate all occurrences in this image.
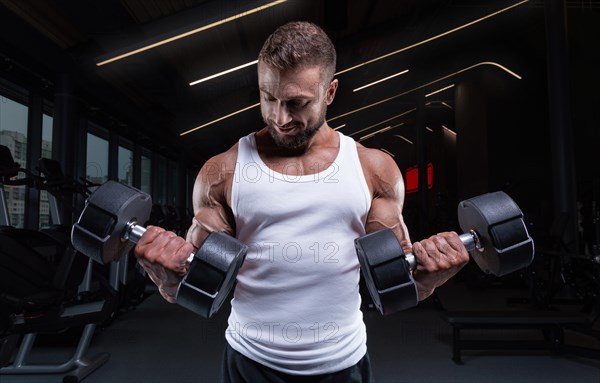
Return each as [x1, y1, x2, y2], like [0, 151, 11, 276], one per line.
[265, 114, 326, 150]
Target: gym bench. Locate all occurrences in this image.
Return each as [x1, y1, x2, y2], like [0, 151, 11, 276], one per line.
[441, 310, 590, 364]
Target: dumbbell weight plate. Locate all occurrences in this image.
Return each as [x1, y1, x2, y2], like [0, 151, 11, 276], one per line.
[72, 181, 152, 264]
[457, 191, 534, 276]
[355, 229, 418, 315]
[177, 232, 248, 318]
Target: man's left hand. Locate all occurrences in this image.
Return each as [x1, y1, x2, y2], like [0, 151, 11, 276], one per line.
[411, 231, 470, 300]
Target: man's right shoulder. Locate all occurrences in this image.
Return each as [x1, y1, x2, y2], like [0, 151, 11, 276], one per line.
[200, 142, 240, 178]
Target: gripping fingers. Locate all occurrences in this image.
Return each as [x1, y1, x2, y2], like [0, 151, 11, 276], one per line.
[136, 225, 164, 246]
[413, 232, 468, 272]
[162, 235, 195, 274]
[412, 239, 439, 272]
[146, 231, 180, 262]
[436, 231, 470, 269]
[439, 231, 470, 264]
[136, 227, 170, 262]
[135, 226, 189, 266]
[134, 226, 163, 259]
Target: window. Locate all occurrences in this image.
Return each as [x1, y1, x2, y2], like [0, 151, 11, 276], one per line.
[140, 154, 151, 194]
[86, 132, 109, 186]
[118, 146, 133, 185]
[39, 113, 53, 228]
[41, 113, 53, 158]
[0, 95, 29, 227]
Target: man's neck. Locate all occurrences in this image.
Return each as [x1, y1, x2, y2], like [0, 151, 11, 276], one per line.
[257, 124, 336, 157]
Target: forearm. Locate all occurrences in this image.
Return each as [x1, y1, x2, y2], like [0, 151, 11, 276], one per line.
[134, 226, 195, 303]
[415, 280, 438, 301]
[137, 258, 188, 303]
[411, 233, 469, 301]
[366, 221, 412, 257]
[415, 273, 456, 301]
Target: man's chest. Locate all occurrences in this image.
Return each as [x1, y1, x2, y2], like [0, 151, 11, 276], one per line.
[258, 149, 339, 177]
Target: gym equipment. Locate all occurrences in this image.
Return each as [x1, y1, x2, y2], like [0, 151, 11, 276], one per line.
[0, 146, 88, 300]
[0, 146, 116, 382]
[355, 191, 535, 315]
[71, 181, 248, 318]
[1, 145, 35, 226]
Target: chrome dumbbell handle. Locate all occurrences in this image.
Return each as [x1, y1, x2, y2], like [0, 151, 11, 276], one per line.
[123, 221, 146, 244]
[404, 230, 482, 270]
[123, 221, 195, 262]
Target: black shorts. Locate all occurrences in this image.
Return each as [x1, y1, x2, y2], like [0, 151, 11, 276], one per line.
[219, 344, 375, 383]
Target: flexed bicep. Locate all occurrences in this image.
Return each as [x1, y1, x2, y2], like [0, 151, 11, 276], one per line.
[186, 150, 237, 248]
[366, 196, 412, 254]
[360, 147, 412, 252]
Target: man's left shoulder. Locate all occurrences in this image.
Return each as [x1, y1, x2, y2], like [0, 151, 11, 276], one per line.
[355, 142, 397, 170]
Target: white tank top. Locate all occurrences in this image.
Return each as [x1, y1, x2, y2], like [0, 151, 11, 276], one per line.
[226, 131, 372, 375]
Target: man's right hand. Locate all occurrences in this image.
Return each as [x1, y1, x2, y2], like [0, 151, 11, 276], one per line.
[134, 225, 196, 303]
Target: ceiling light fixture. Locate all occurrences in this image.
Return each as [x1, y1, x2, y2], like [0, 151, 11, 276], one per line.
[180, 102, 260, 136]
[347, 109, 415, 137]
[394, 135, 414, 145]
[426, 101, 453, 109]
[96, 0, 287, 66]
[353, 70, 409, 92]
[359, 123, 404, 142]
[333, 124, 346, 131]
[328, 61, 521, 123]
[190, 60, 258, 86]
[335, 0, 529, 75]
[359, 126, 393, 141]
[425, 84, 455, 98]
[442, 125, 457, 136]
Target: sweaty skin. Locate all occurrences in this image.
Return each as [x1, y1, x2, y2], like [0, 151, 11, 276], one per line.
[134, 63, 469, 302]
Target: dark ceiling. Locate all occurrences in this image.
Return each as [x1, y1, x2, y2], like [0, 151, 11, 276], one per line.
[0, 0, 597, 168]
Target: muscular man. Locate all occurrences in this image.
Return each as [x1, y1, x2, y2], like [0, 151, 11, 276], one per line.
[135, 21, 469, 382]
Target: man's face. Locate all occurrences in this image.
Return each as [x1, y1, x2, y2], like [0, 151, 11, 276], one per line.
[258, 61, 337, 150]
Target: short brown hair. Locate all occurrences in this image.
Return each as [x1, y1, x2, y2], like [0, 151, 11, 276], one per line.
[258, 21, 337, 82]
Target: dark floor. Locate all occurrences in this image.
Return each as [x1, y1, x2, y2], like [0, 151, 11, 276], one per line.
[1, 276, 599, 383]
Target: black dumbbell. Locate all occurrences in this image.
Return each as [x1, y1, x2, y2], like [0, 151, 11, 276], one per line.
[355, 191, 535, 315]
[71, 180, 247, 318]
